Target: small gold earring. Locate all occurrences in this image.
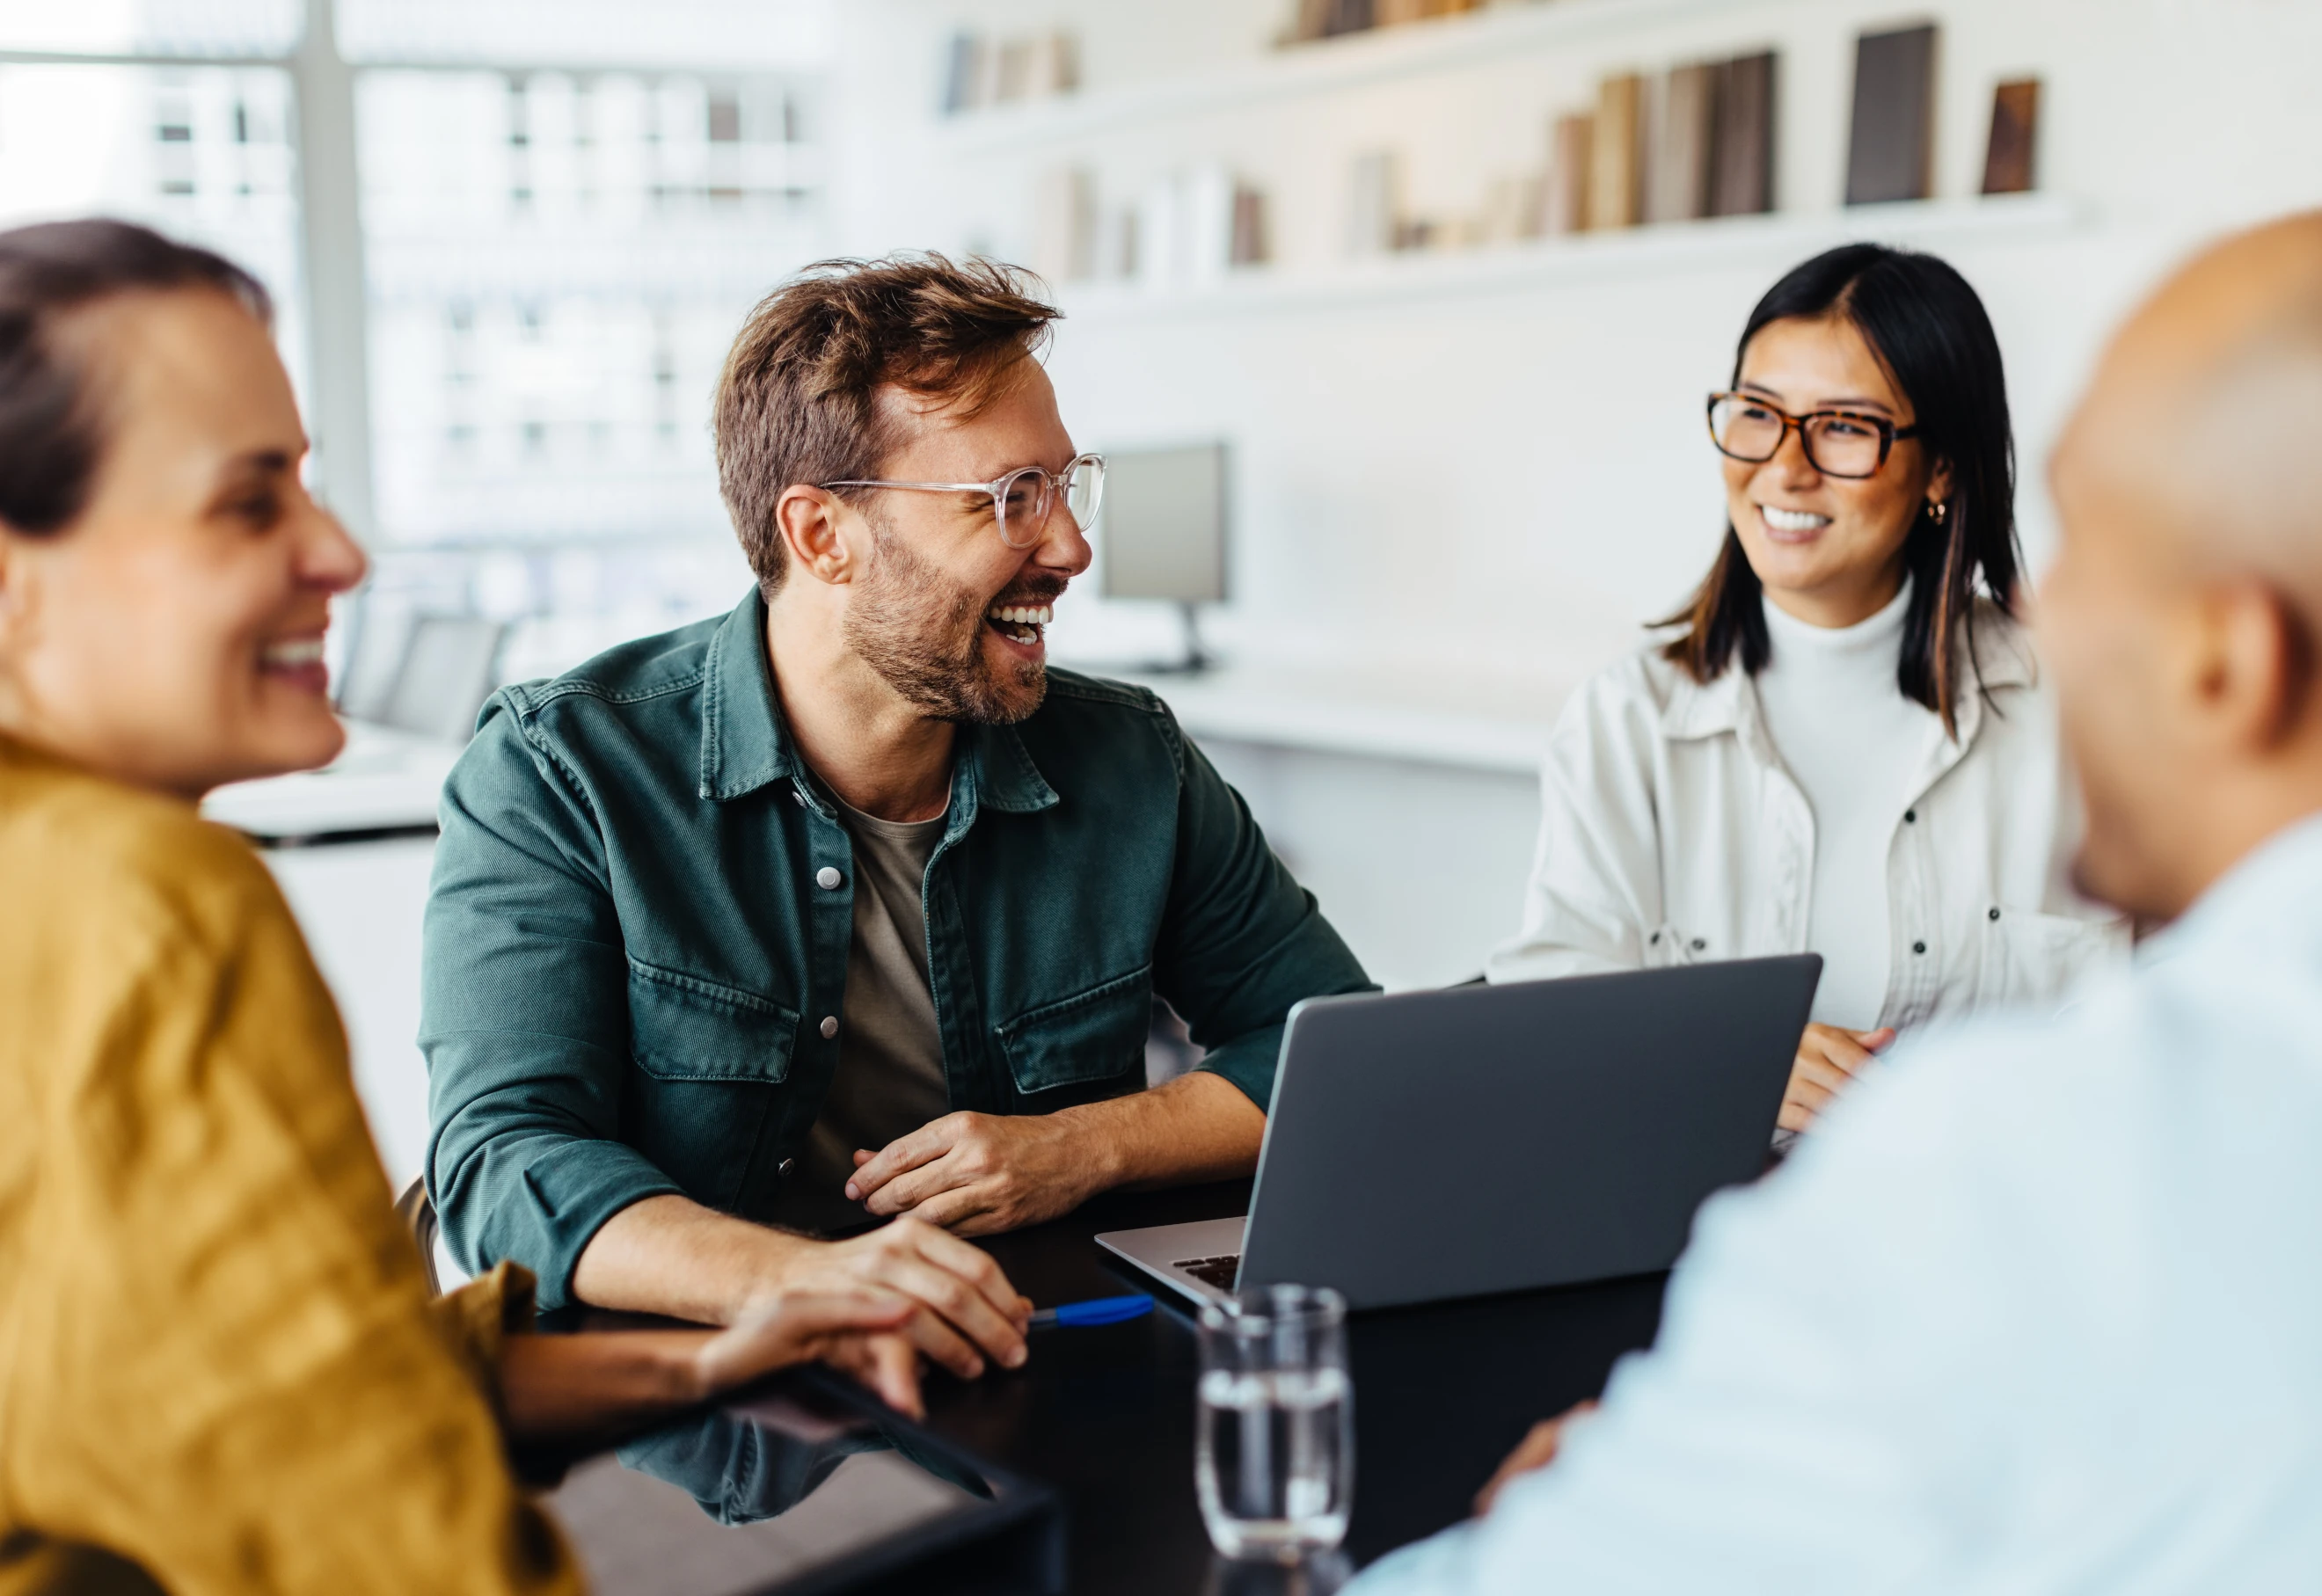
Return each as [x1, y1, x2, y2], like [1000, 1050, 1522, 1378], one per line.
[1929, 499, 1950, 524]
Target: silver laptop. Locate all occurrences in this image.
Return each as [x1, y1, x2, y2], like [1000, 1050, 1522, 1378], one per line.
[1098, 957, 1820, 1311]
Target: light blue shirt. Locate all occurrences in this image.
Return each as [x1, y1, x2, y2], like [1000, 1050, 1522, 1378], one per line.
[1353, 814, 2322, 1595]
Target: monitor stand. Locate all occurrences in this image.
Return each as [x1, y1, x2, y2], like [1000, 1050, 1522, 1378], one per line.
[1132, 601, 1217, 675]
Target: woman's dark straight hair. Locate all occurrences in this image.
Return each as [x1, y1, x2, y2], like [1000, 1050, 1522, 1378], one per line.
[0, 217, 272, 538]
[1661, 243, 2022, 737]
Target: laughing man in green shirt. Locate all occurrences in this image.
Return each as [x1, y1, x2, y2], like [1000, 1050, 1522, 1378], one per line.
[421, 254, 1372, 1386]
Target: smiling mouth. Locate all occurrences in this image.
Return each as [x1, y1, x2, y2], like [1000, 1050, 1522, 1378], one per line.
[259, 636, 325, 671]
[1757, 504, 1832, 536]
[984, 601, 1054, 645]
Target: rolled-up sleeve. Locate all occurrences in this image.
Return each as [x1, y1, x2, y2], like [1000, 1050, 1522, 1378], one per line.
[1150, 709, 1375, 1108]
[11, 828, 581, 1596]
[423, 697, 682, 1309]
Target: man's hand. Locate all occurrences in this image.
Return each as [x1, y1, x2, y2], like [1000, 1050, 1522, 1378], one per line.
[1474, 1400, 1597, 1517]
[1780, 1024, 1897, 1134]
[846, 1111, 1111, 1236]
[572, 1195, 1031, 1385]
[694, 1291, 923, 1417]
[756, 1214, 1033, 1381]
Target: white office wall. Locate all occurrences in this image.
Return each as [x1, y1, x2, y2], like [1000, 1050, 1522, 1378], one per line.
[832, 0, 2322, 684]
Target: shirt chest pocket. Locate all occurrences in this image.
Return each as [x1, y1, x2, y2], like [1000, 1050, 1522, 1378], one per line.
[626, 960, 799, 1084]
[1975, 907, 2131, 1012]
[993, 966, 1152, 1097]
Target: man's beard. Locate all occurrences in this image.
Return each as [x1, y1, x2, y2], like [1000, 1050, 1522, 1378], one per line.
[843, 515, 1053, 725]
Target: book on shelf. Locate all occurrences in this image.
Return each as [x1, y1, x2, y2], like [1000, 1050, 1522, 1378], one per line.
[1376, 0, 1484, 24]
[1230, 186, 1270, 266]
[938, 29, 1077, 114]
[1648, 62, 1719, 224]
[1587, 73, 1645, 230]
[940, 33, 981, 117]
[1346, 149, 1401, 256]
[1710, 51, 1777, 215]
[1543, 113, 1593, 235]
[1845, 24, 1938, 206]
[1981, 77, 2041, 194]
[1031, 166, 1097, 286]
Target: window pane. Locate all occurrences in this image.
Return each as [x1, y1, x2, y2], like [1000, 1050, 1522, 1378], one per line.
[335, 0, 834, 69]
[357, 66, 824, 544]
[0, 62, 306, 392]
[0, 0, 302, 56]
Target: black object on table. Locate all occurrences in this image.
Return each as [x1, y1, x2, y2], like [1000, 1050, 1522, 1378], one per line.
[542, 1178, 1668, 1596]
[916, 1178, 1668, 1595]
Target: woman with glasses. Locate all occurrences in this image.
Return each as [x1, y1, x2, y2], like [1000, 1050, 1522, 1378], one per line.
[1489, 244, 2127, 1137]
[0, 220, 928, 1592]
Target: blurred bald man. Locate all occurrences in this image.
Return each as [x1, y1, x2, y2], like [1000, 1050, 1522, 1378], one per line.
[1347, 213, 2322, 1595]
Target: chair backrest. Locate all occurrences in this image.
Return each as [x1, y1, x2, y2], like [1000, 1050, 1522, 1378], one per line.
[393, 1175, 442, 1297]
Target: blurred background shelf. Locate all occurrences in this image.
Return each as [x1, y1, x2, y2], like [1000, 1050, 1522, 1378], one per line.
[942, 0, 1759, 155]
[1057, 193, 2082, 321]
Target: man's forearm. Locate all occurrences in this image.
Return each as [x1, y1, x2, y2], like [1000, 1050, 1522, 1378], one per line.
[570, 1193, 811, 1325]
[1060, 1070, 1267, 1192]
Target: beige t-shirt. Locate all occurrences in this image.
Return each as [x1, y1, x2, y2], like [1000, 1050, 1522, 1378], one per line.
[792, 798, 953, 1205]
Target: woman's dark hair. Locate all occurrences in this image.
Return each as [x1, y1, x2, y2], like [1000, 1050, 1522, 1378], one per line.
[1661, 243, 2021, 735]
[0, 217, 272, 537]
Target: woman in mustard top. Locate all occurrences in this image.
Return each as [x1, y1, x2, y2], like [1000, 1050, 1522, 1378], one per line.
[0, 221, 941, 1595]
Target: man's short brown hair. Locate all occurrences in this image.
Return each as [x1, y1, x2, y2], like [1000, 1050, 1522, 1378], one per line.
[713, 252, 1058, 593]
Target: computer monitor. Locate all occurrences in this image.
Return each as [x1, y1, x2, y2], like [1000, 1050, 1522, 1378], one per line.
[1099, 441, 1228, 672]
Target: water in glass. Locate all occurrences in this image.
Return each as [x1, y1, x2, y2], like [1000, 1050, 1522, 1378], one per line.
[1195, 1285, 1353, 1561]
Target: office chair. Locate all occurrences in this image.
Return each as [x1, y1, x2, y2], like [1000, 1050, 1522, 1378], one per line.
[394, 1175, 442, 1298]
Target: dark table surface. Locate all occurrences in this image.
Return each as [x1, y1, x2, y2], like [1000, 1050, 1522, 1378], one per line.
[915, 1179, 1670, 1596]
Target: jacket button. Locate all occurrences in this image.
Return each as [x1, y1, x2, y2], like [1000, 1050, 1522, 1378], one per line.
[816, 866, 843, 890]
[820, 1015, 839, 1039]
[1903, 808, 1917, 823]
[1989, 906, 2002, 922]
[778, 1158, 796, 1178]
[1912, 940, 1928, 955]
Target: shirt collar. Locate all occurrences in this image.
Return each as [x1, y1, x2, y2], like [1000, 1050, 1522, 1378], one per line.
[697, 587, 1059, 816]
[2150, 808, 2322, 961]
[1658, 599, 2036, 744]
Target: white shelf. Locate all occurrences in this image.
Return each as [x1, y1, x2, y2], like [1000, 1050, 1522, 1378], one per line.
[943, 0, 1758, 155]
[1053, 194, 2084, 323]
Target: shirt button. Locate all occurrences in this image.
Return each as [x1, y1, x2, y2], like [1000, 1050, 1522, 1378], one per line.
[791, 787, 807, 806]
[1903, 808, 1917, 824]
[778, 1157, 796, 1178]
[816, 866, 843, 890]
[1989, 907, 2002, 922]
[1690, 937, 1707, 951]
[1912, 940, 1928, 955]
[820, 1015, 839, 1039]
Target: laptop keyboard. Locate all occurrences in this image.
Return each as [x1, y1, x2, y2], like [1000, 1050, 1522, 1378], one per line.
[1175, 1254, 1242, 1290]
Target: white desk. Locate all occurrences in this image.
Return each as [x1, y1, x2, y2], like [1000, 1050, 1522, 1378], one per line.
[201, 720, 458, 842]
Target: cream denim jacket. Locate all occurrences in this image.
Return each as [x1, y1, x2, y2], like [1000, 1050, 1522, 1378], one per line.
[1488, 606, 2129, 1029]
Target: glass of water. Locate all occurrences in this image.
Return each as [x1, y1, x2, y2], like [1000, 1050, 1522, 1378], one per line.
[1196, 1284, 1354, 1562]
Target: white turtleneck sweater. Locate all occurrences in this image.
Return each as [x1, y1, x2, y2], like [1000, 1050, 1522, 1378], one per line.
[1753, 583, 1942, 1031]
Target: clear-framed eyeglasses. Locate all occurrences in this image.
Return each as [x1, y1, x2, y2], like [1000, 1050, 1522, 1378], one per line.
[820, 453, 1106, 550]
[1706, 392, 1922, 480]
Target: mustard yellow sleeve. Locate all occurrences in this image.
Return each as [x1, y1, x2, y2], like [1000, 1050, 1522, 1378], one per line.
[3, 821, 582, 1596]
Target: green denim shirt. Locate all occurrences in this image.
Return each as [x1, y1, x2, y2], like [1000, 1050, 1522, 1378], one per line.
[421, 592, 1372, 1308]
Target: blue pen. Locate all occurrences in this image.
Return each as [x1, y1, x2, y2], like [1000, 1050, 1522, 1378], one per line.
[1028, 1293, 1154, 1329]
